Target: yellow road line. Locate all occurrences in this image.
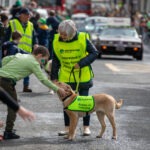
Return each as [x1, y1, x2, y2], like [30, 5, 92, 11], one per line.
[105, 63, 120, 72]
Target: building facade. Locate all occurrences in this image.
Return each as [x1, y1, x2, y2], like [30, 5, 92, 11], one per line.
[1, 0, 150, 14]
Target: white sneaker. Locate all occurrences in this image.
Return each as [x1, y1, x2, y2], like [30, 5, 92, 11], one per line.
[83, 126, 91, 136]
[49, 90, 54, 95]
[58, 127, 69, 136]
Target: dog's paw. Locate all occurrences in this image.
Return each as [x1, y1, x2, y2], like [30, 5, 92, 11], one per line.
[64, 135, 69, 139]
[68, 138, 74, 141]
[112, 136, 117, 140]
[64, 136, 74, 141]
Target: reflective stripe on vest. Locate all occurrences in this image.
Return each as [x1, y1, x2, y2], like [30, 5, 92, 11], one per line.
[10, 19, 33, 53]
[67, 96, 95, 112]
[53, 32, 93, 83]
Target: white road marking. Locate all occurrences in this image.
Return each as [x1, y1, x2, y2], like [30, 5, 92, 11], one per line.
[105, 63, 150, 73]
[105, 63, 120, 72]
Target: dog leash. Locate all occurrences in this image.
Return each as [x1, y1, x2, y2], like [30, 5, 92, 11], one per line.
[69, 67, 81, 93]
[75, 70, 81, 93]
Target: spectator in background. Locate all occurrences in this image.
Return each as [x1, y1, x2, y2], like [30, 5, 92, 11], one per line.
[46, 10, 60, 60]
[4, 7, 38, 93]
[0, 13, 8, 28]
[139, 17, 147, 42]
[133, 11, 142, 34]
[146, 17, 150, 43]
[37, 18, 49, 48]
[0, 13, 9, 66]
[10, 0, 22, 19]
[28, 1, 38, 10]
[30, 11, 40, 33]
[2, 31, 27, 57]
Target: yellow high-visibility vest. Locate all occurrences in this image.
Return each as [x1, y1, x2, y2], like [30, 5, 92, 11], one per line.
[53, 32, 93, 83]
[9, 19, 33, 53]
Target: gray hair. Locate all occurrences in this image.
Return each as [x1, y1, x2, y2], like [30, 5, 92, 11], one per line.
[58, 20, 77, 41]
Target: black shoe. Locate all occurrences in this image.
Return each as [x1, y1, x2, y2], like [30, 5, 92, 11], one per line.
[3, 131, 20, 140]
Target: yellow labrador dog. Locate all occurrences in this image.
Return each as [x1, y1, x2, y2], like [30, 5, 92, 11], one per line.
[54, 81, 123, 141]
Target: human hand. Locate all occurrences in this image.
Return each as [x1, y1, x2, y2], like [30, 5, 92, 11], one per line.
[74, 63, 80, 69]
[52, 80, 59, 84]
[18, 106, 36, 121]
[33, 44, 39, 50]
[57, 88, 67, 98]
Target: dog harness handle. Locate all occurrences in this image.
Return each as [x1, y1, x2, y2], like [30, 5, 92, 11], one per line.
[69, 67, 81, 93]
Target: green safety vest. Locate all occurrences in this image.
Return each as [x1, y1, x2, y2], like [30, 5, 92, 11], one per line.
[9, 19, 33, 53]
[67, 96, 95, 112]
[53, 32, 93, 83]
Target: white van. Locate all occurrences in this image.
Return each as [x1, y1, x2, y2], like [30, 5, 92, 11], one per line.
[71, 13, 88, 30]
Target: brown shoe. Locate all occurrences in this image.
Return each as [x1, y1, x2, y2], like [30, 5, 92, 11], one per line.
[23, 86, 32, 92]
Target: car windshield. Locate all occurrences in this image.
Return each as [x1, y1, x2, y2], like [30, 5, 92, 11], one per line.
[94, 25, 107, 33]
[100, 28, 138, 38]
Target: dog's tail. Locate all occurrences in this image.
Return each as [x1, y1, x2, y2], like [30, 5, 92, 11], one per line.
[115, 99, 123, 109]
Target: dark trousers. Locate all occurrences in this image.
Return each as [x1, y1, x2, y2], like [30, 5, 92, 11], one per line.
[0, 44, 2, 67]
[23, 76, 29, 86]
[0, 78, 17, 131]
[48, 31, 55, 60]
[64, 85, 90, 126]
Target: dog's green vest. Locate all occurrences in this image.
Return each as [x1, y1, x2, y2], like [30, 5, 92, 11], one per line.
[67, 96, 95, 112]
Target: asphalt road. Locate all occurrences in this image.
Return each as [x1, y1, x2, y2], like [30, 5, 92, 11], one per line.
[0, 45, 150, 150]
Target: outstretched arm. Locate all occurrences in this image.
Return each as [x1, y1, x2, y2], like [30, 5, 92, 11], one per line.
[0, 87, 35, 121]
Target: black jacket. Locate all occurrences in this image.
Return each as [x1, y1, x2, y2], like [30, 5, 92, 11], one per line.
[2, 41, 27, 57]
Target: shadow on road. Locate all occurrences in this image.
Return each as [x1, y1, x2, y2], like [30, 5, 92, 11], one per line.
[97, 56, 134, 61]
[0, 136, 96, 147]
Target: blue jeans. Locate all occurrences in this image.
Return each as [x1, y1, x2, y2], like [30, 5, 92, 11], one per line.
[64, 84, 90, 126]
[23, 76, 29, 86]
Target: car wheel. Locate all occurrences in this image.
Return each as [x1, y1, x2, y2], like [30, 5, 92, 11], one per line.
[97, 53, 102, 59]
[135, 53, 143, 60]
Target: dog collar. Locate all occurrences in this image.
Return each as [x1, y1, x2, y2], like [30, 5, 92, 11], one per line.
[62, 94, 73, 102]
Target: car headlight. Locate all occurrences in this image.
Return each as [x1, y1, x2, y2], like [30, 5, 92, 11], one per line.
[127, 42, 141, 47]
[91, 34, 98, 41]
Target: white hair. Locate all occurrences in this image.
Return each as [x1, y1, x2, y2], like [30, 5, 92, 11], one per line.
[58, 20, 77, 41]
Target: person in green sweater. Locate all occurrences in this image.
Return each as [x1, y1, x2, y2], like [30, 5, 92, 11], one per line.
[0, 45, 67, 140]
